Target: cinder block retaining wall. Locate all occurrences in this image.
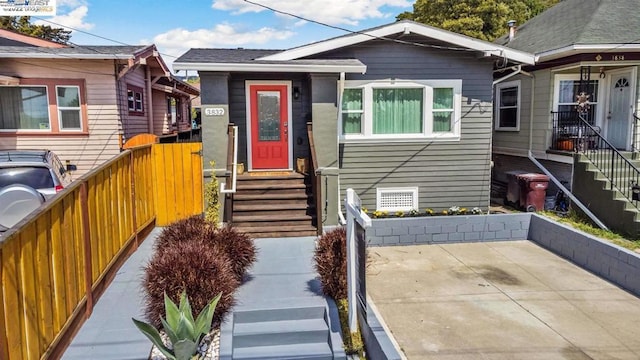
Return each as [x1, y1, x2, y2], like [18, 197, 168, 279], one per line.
[367, 213, 532, 246]
[363, 213, 640, 359]
[529, 215, 640, 296]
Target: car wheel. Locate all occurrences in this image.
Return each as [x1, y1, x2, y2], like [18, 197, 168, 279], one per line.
[0, 184, 46, 230]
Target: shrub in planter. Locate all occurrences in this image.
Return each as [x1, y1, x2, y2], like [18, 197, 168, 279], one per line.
[143, 239, 239, 328]
[209, 225, 257, 281]
[313, 227, 347, 300]
[154, 215, 214, 251]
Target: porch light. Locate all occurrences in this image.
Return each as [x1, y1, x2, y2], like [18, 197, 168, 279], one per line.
[293, 87, 300, 100]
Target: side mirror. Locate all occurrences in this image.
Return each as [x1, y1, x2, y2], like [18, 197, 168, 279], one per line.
[65, 160, 77, 172]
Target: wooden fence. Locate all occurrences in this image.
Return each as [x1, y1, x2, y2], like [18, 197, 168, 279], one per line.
[0, 143, 203, 360]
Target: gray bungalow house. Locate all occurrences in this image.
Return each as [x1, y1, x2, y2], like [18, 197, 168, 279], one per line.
[491, 0, 640, 236]
[174, 20, 534, 237]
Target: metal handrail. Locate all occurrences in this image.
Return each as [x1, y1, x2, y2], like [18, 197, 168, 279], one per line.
[220, 125, 238, 193]
[307, 122, 322, 235]
[574, 114, 640, 210]
[633, 112, 640, 158]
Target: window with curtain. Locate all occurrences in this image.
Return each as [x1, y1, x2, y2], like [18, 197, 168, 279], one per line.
[0, 86, 49, 130]
[57, 86, 82, 130]
[339, 79, 461, 140]
[556, 78, 598, 124]
[342, 88, 363, 134]
[495, 80, 520, 130]
[372, 88, 423, 134]
[433, 88, 453, 132]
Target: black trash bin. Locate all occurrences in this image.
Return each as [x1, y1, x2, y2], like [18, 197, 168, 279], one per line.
[518, 173, 550, 212]
[504, 170, 527, 207]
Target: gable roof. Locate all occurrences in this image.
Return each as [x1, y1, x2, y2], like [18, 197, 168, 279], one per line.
[0, 28, 67, 48]
[497, 0, 640, 61]
[173, 48, 367, 73]
[258, 20, 535, 65]
[0, 44, 152, 59]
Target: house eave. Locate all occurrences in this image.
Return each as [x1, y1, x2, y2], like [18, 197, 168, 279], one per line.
[537, 44, 640, 62]
[172, 62, 367, 74]
[0, 53, 135, 59]
[257, 22, 536, 65]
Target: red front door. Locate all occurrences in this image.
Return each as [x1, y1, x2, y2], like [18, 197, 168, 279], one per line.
[249, 84, 289, 170]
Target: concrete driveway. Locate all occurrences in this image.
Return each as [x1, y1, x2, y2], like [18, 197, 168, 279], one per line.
[367, 241, 640, 360]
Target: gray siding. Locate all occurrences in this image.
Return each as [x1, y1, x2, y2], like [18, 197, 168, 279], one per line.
[227, 73, 310, 166]
[492, 69, 555, 154]
[320, 39, 495, 211]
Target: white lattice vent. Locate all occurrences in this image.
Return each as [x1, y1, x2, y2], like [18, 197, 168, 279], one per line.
[376, 187, 419, 211]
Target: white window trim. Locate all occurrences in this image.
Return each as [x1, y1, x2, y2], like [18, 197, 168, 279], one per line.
[552, 74, 604, 126]
[339, 79, 462, 143]
[56, 85, 83, 131]
[494, 80, 521, 131]
[376, 187, 419, 212]
[0, 85, 51, 132]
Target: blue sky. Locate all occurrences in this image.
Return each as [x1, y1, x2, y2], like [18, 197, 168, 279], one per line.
[35, 0, 414, 70]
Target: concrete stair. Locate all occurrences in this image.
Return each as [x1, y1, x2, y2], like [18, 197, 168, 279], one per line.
[228, 306, 336, 360]
[573, 153, 640, 237]
[232, 173, 317, 238]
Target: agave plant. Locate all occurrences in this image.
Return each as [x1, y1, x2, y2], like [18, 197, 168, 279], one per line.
[133, 291, 221, 360]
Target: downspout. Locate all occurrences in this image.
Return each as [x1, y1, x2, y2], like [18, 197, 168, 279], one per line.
[337, 71, 347, 225]
[146, 66, 154, 134]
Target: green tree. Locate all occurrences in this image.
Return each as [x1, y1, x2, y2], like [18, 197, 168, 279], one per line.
[0, 16, 71, 44]
[397, 0, 560, 41]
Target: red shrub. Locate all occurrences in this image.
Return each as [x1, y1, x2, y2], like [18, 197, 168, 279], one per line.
[314, 227, 347, 300]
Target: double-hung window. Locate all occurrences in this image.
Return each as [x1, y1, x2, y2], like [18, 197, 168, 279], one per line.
[495, 80, 520, 131]
[340, 79, 461, 141]
[554, 75, 599, 125]
[57, 86, 82, 130]
[127, 85, 144, 114]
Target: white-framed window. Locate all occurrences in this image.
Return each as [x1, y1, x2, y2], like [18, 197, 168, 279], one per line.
[56, 85, 82, 130]
[339, 79, 462, 141]
[0, 85, 50, 130]
[127, 85, 144, 114]
[376, 187, 419, 212]
[553, 74, 600, 125]
[495, 80, 520, 131]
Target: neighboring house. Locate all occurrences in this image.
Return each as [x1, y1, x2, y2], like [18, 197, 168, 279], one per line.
[0, 29, 199, 176]
[174, 20, 534, 234]
[491, 0, 640, 235]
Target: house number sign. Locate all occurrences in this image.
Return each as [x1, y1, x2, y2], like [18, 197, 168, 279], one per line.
[205, 107, 225, 116]
[612, 55, 625, 61]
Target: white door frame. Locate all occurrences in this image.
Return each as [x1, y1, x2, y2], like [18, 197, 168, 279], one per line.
[604, 67, 637, 150]
[245, 80, 293, 171]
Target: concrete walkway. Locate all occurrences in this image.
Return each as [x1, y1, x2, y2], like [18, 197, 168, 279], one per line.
[367, 241, 640, 360]
[62, 232, 332, 359]
[62, 228, 161, 360]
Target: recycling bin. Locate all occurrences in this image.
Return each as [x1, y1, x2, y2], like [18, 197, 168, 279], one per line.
[518, 173, 550, 212]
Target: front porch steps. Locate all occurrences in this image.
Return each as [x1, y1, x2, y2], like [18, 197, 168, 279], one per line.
[573, 154, 640, 238]
[231, 173, 318, 238]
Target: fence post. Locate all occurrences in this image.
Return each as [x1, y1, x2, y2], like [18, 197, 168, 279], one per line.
[129, 150, 139, 247]
[344, 188, 372, 334]
[79, 181, 94, 318]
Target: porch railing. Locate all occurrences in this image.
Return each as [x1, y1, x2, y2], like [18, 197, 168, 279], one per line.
[633, 112, 640, 158]
[550, 111, 598, 152]
[307, 122, 322, 235]
[222, 124, 237, 223]
[571, 114, 640, 211]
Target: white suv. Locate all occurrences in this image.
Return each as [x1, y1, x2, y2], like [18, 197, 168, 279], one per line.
[0, 150, 76, 231]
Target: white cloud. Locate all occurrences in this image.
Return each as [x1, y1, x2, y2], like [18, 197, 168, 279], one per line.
[211, 0, 412, 26]
[35, 5, 94, 31]
[148, 24, 295, 70]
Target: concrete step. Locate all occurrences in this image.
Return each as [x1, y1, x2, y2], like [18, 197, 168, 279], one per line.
[232, 342, 333, 360]
[233, 318, 329, 348]
[234, 306, 326, 323]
